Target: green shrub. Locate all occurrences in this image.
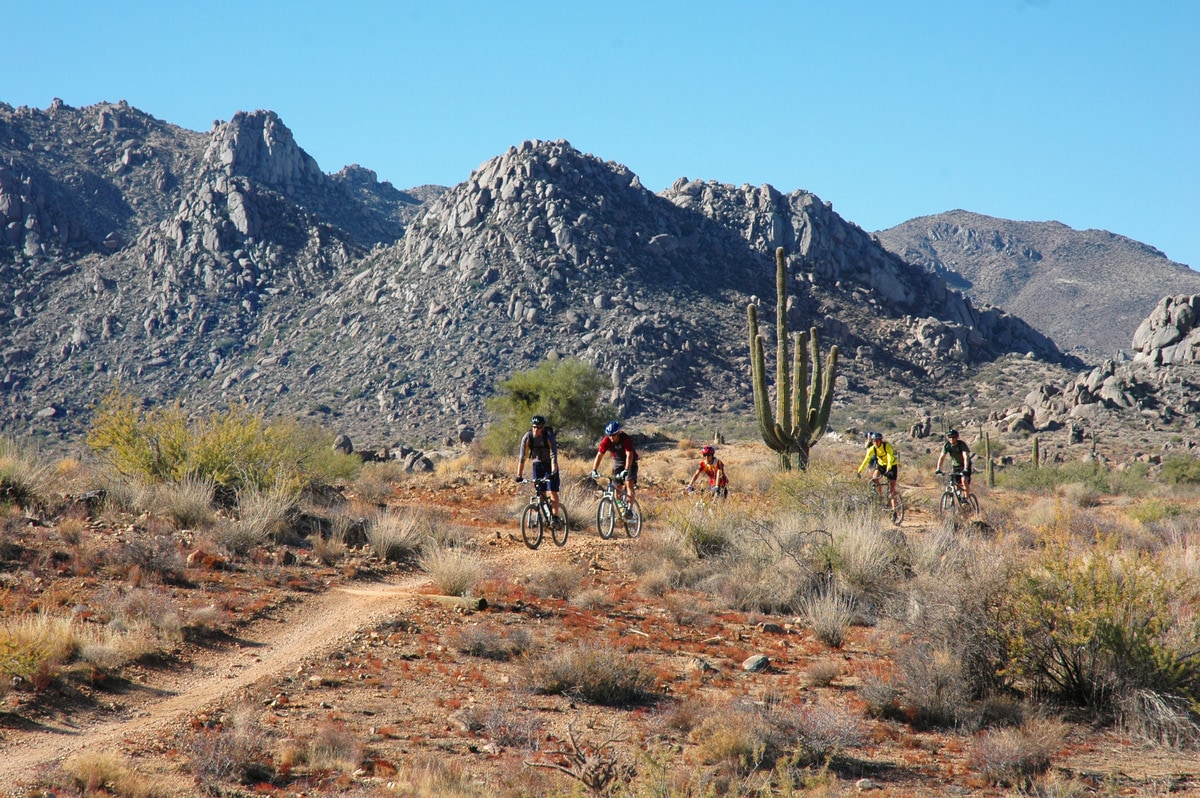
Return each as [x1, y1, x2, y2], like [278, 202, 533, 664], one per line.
[87, 389, 359, 494]
[1161, 453, 1200, 486]
[999, 534, 1200, 711]
[483, 357, 614, 455]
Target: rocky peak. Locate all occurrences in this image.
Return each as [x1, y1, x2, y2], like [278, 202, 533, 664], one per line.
[203, 110, 323, 193]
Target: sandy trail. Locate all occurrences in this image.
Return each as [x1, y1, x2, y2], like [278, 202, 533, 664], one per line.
[0, 577, 427, 794]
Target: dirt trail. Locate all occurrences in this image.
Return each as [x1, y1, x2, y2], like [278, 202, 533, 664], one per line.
[0, 576, 428, 795]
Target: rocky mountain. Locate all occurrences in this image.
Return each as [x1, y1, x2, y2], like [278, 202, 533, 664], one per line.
[3, 100, 1074, 450]
[873, 210, 1200, 358]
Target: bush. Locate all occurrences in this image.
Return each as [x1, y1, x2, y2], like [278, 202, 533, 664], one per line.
[969, 716, 1067, 786]
[0, 436, 53, 506]
[367, 510, 426, 562]
[483, 357, 614, 455]
[87, 388, 359, 494]
[529, 645, 656, 706]
[420, 545, 485, 597]
[448, 623, 534, 661]
[999, 534, 1200, 712]
[1161, 453, 1200, 486]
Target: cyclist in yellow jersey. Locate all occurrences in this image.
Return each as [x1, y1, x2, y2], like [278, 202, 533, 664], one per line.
[857, 431, 899, 501]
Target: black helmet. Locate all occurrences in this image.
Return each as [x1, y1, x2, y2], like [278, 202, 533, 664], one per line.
[531, 415, 547, 427]
[947, 428, 958, 438]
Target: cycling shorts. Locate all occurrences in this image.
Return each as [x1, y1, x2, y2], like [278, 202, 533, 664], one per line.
[532, 461, 560, 492]
[612, 462, 639, 484]
[877, 465, 898, 481]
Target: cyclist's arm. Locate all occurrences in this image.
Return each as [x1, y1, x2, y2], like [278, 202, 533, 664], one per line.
[547, 431, 559, 472]
[857, 450, 873, 473]
[516, 434, 529, 478]
[935, 450, 946, 471]
[686, 465, 702, 488]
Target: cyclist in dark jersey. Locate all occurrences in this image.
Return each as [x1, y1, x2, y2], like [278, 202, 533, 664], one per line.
[516, 415, 561, 524]
[935, 429, 973, 500]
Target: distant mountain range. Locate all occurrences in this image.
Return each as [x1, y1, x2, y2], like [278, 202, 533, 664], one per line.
[1, 99, 1192, 449]
[874, 210, 1200, 356]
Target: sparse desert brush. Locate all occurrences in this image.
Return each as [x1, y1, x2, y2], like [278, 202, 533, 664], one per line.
[0, 435, 54, 506]
[155, 476, 216, 529]
[448, 622, 534, 661]
[108, 587, 183, 641]
[218, 482, 298, 554]
[1128, 497, 1187, 525]
[307, 719, 363, 772]
[524, 563, 584, 600]
[368, 509, 426, 562]
[455, 703, 545, 750]
[114, 532, 185, 583]
[0, 615, 85, 689]
[969, 715, 1068, 786]
[529, 644, 656, 706]
[387, 752, 493, 797]
[804, 659, 843, 687]
[63, 751, 169, 798]
[802, 584, 856, 648]
[1116, 687, 1200, 749]
[421, 545, 485, 597]
[1057, 480, 1102, 508]
[821, 510, 909, 618]
[354, 459, 407, 502]
[186, 707, 275, 786]
[894, 641, 972, 729]
[55, 514, 87, 545]
[570, 587, 615, 611]
[782, 702, 866, 765]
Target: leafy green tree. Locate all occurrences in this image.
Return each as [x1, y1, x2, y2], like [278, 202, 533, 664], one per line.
[484, 358, 614, 456]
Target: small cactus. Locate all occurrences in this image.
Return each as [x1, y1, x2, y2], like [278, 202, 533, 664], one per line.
[748, 247, 839, 470]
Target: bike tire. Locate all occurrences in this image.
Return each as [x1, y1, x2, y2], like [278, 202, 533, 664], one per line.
[890, 493, 905, 526]
[939, 491, 955, 517]
[551, 504, 569, 547]
[520, 504, 543, 549]
[965, 494, 981, 517]
[624, 500, 642, 538]
[596, 496, 616, 539]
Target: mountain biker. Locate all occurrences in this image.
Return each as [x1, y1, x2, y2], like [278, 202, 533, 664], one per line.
[858, 431, 899, 501]
[686, 445, 728, 496]
[590, 421, 639, 516]
[516, 415, 562, 526]
[935, 428, 973, 500]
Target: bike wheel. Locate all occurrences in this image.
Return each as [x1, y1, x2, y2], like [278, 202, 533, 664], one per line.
[890, 493, 905, 526]
[551, 504, 569, 546]
[965, 494, 981, 517]
[624, 500, 642, 538]
[520, 504, 543, 549]
[596, 496, 616, 539]
[939, 491, 955, 517]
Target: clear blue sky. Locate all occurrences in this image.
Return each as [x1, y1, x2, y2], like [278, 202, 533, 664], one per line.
[5, 1, 1198, 268]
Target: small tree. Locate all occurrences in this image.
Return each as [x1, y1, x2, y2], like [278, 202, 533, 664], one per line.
[484, 358, 613, 455]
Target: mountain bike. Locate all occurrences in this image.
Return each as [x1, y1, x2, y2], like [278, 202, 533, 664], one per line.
[517, 476, 568, 549]
[684, 483, 728, 502]
[868, 473, 904, 526]
[594, 473, 641, 539]
[936, 469, 980, 518]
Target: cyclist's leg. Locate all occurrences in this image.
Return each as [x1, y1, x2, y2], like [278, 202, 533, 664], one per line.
[625, 462, 639, 507]
[962, 469, 972, 498]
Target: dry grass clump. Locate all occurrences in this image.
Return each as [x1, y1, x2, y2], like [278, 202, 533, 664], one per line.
[802, 583, 856, 649]
[969, 715, 1068, 786]
[186, 707, 276, 786]
[105, 587, 184, 641]
[524, 563, 584, 600]
[62, 751, 170, 798]
[307, 719, 363, 772]
[1117, 688, 1200, 749]
[690, 697, 863, 773]
[384, 753, 493, 797]
[353, 459, 407, 502]
[804, 659, 843, 687]
[893, 642, 972, 729]
[154, 476, 216, 529]
[529, 644, 656, 706]
[821, 510, 908, 619]
[367, 509, 427, 562]
[216, 482, 298, 554]
[0, 615, 84, 689]
[113, 532, 185, 584]
[453, 703, 545, 750]
[448, 622, 534, 661]
[0, 435, 54, 505]
[420, 545, 485, 597]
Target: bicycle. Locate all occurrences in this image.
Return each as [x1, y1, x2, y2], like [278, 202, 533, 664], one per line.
[936, 469, 980, 518]
[593, 473, 642, 539]
[684, 483, 728, 502]
[867, 473, 905, 526]
[516, 476, 568, 549]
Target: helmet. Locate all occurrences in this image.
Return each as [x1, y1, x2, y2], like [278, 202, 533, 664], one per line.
[701, 445, 715, 456]
[947, 428, 958, 438]
[604, 421, 622, 436]
[868, 431, 883, 442]
[531, 415, 547, 427]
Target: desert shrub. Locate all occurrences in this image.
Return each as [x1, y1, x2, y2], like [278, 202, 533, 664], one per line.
[821, 510, 908, 619]
[353, 459, 406, 502]
[690, 701, 775, 773]
[894, 641, 972, 729]
[386, 753, 492, 798]
[1000, 534, 1200, 712]
[529, 645, 656, 706]
[0, 435, 53, 506]
[802, 583, 856, 648]
[107, 587, 183, 641]
[1116, 688, 1200, 749]
[218, 482, 298, 554]
[454, 703, 544, 750]
[803, 659, 843, 687]
[782, 702, 865, 765]
[448, 622, 534, 661]
[691, 697, 861, 773]
[367, 509, 426, 562]
[524, 563, 584, 600]
[998, 459, 1111, 495]
[420, 545, 484, 597]
[482, 357, 614, 456]
[859, 666, 902, 720]
[88, 388, 359, 494]
[307, 720, 363, 772]
[186, 708, 275, 785]
[1128, 498, 1187, 525]
[969, 716, 1068, 786]
[1161, 453, 1200, 485]
[0, 615, 83, 688]
[154, 476, 216, 529]
[63, 751, 169, 798]
[114, 533, 185, 584]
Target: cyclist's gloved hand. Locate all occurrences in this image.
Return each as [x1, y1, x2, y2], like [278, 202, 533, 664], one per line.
[550, 471, 559, 480]
[589, 470, 600, 480]
[855, 471, 861, 479]
[514, 476, 523, 483]
[617, 470, 629, 481]
[935, 469, 943, 475]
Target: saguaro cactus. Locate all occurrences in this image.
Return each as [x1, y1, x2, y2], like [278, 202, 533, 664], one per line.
[748, 247, 839, 470]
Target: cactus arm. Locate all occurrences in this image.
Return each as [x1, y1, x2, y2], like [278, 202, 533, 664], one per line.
[808, 327, 823, 421]
[793, 330, 809, 439]
[775, 248, 791, 434]
[749, 323, 786, 452]
[813, 346, 839, 436]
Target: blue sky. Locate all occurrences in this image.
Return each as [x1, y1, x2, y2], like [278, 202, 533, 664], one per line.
[5, 1, 1198, 268]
